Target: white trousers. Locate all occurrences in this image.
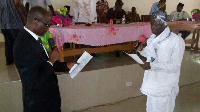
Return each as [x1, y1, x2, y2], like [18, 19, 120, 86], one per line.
[146, 92, 176, 112]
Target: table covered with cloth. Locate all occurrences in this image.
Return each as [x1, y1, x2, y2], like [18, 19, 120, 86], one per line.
[49, 23, 152, 51]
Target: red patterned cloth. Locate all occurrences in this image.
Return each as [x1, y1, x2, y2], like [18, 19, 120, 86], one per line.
[96, 0, 109, 15]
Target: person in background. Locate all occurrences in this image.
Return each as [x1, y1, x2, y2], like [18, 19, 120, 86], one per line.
[96, 0, 109, 15]
[0, 0, 26, 65]
[169, 3, 191, 39]
[137, 10, 185, 112]
[13, 6, 76, 112]
[107, 0, 126, 24]
[107, 0, 126, 57]
[25, 0, 55, 16]
[128, 7, 141, 22]
[157, 2, 166, 12]
[149, 0, 166, 15]
[64, 5, 73, 18]
[20, 0, 28, 15]
[72, 0, 97, 26]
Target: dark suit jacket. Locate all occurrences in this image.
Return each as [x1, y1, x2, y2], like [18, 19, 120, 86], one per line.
[13, 29, 69, 112]
[107, 8, 126, 24]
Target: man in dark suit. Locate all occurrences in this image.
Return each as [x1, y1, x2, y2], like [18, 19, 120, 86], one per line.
[13, 6, 76, 112]
[107, 0, 126, 24]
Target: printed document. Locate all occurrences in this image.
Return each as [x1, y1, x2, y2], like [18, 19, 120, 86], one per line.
[125, 52, 144, 64]
[69, 51, 93, 79]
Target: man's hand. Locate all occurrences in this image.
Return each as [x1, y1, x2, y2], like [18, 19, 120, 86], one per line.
[139, 62, 151, 70]
[67, 62, 78, 70]
[48, 48, 60, 64]
[137, 42, 146, 51]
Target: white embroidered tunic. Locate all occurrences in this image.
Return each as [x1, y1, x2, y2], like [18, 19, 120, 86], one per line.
[72, 0, 97, 24]
[139, 27, 185, 97]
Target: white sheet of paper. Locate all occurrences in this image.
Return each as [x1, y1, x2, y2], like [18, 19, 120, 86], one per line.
[69, 51, 93, 79]
[125, 52, 144, 64]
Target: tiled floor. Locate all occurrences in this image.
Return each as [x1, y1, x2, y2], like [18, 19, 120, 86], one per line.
[0, 42, 19, 83]
[1, 33, 200, 111]
[73, 82, 200, 112]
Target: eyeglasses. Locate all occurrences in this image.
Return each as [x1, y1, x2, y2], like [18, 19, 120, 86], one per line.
[34, 18, 52, 27]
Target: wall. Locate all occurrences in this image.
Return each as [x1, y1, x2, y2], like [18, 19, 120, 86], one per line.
[51, 0, 199, 16]
[0, 0, 198, 42]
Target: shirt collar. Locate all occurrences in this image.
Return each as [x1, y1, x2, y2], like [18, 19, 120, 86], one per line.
[24, 26, 39, 40]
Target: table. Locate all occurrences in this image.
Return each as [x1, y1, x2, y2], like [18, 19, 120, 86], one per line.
[49, 21, 200, 62]
[168, 21, 200, 50]
[49, 23, 152, 62]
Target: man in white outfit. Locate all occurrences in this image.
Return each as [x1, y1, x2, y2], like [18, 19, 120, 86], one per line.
[137, 10, 185, 112]
[72, 0, 97, 26]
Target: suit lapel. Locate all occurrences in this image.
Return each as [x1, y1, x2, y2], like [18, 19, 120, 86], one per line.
[23, 29, 49, 59]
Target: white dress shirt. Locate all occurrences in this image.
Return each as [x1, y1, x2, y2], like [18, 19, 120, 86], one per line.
[169, 10, 191, 21]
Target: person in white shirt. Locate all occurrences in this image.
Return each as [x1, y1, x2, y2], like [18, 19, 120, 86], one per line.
[169, 3, 191, 21]
[169, 3, 191, 39]
[137, 10, 185, 112]
[25, 0, 55, 16]
[72, 0, 97, 26]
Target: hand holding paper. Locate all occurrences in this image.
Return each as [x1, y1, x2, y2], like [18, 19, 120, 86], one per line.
[124, 52, 144, 64]
[69, 51, 93, 79]
[139, 62, 151, 70]
[67, 62, 78, 70]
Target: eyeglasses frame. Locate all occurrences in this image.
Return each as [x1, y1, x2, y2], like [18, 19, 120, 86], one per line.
[34, 18, 51, 27]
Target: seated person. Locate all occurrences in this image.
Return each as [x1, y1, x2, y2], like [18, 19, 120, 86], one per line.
[106, 0, 125, 57]
[107, 0, 126, 24]
[64, 5, 73, 18]
[96, 0, 109, 15]
[169, 3, 191, 39]
[128, 7, 141, 22]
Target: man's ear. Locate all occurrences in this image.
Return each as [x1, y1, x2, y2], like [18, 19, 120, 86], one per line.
[34, 19, 39, 26]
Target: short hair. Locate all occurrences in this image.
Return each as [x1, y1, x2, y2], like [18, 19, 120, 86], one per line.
[151, 10, 168, 26]
[27, 6, 49, 24]
[115, 0, 124, 6]
[64, 5, 70, 10]
[132, 7, 136, 9]
[177, 2, 184, 7]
